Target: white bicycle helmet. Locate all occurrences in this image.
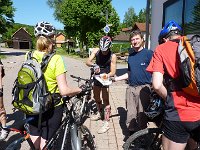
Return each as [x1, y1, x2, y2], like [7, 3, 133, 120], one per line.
[34, 21, 56, 37]
[144, 91, 164, 119]
[99, 36, 112, 51]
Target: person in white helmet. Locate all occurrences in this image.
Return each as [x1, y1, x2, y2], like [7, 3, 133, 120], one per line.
[26, 21, 82, 149]
[86, 36, 117, 134]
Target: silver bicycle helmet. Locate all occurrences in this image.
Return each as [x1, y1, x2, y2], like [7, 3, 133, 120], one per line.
[99, 36, 112, 51]
[34, 21, 56, 37]
[144, 91, 164, 119]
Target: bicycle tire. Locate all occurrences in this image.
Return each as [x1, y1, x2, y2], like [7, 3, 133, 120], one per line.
[79, 125, 95, 150]
[123, 128, 162, 150]
[5, 136, 35, 150]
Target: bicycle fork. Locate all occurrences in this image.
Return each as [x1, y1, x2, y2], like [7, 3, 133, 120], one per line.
[70, 123, 81, 150]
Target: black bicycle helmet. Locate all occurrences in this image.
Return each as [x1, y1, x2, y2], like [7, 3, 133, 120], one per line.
[34, 21, 56, 37]
[99, 36, 112, 51]
[144, 91, 164, 119]
[158, 20, 182, 44]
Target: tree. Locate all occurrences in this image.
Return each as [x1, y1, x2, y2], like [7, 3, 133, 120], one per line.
[138, 9, 146, 23]
[123, 7, 137, 27]
[47, 0, 120, 48]
[0, 0, 15, 34]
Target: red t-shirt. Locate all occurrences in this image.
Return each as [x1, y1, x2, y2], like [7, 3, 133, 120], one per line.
[147, 40, 200, 122]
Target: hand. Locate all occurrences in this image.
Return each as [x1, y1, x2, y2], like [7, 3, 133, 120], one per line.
[92, 64, 100, 74]
[78, 85, 91, 96]
[100, 73, 109, 80]
[110, 76, 116, 82]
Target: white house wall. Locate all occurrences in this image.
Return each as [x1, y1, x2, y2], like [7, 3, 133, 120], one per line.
[151, 0, 167, 50]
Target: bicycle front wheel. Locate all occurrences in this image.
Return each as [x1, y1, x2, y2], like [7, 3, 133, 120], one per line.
[123, 128, 162, 150]
[79, 125, 95, 150]
[5, 136, 35, 150]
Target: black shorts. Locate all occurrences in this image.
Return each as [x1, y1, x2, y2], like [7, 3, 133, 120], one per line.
[162, 119, 200, 143]
[27, 105, 63, 140]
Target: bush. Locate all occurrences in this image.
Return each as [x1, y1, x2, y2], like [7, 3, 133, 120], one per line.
[111, 43, 130, 53]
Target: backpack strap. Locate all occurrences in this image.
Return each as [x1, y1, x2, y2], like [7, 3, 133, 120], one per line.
[26, 51, 33, 60]
[41, 51, 56, 71]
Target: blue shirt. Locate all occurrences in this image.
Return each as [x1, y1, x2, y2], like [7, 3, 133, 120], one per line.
[128, 48, 153, 86]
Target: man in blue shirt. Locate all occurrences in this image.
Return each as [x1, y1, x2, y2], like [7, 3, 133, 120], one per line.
[114, 30, 153, 135]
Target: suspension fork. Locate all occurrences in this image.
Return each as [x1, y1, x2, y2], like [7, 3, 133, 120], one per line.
[60, 121, 70, 150]
[70, 123, 81, 150]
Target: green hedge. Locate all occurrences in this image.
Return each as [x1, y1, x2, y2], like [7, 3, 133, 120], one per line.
[111, 43, 130, 53]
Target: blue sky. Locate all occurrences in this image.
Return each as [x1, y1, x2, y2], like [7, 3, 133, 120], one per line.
[12, 0, 146, 30]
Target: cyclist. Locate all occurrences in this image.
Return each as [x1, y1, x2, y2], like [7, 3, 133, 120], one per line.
[0, 59, 9, 140]
[114, 30, 153, 136]
[146, 20, 200, 150]
[26, 21, 82, 149]
[86, 36, 117, 134]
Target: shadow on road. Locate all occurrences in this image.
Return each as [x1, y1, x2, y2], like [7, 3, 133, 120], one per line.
[0, 111, 24, 149]
[117, 107, 129, 142]
[116, 68, 127, 76]
[0, 50, 26, 56]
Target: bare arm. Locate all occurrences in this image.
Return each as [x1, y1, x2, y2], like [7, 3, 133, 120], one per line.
[108, 54, 117, 77]
[115, 72, 129, 81]
[56, 73, 81, 97]
[152, 72, 167, 100]
[86, 48, 99, 67]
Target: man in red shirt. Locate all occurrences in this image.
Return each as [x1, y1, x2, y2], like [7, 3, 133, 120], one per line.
[146, 20, 200, 150]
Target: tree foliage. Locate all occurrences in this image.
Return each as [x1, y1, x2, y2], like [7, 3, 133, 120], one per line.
[123, 7, 138, 27]
[123, 7, 151, 27]
[0, 0, 15, 34]
[138, 9, 146, 23]
[47, 0, 120, 48]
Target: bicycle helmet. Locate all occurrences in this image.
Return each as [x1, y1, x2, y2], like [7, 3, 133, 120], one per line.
[99, 36, 112, 51]
[158, 20, 182, 44]
[144, 92, 164, 119]
[34, 21, 56, 37]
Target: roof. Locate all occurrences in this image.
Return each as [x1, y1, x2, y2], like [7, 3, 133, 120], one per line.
[132, 22, 151, 32]
[113, 31, 130, 42]
[121, 22, 152, 33]
[56, 32, 65, 37]
[12, 27, 32, 38]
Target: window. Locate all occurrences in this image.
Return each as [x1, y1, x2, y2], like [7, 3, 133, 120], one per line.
[163, 0, 200, 35]
[184, 0, 200, 34]
[163, 0, 183, 27]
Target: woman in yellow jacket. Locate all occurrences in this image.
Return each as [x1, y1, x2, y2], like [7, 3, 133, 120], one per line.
[27, 21, 82, 150]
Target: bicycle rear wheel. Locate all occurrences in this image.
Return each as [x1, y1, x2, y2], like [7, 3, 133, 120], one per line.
[79, 125, 95, 150]
[123, 128, 162, 150]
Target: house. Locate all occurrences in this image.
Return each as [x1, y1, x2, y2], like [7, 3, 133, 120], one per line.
[12, 27, 32, 49]
[112, 31, 130, 44]
[56, 32, 66, 48]
[113, 22, 151, 48]
[55, 33, 75, 48]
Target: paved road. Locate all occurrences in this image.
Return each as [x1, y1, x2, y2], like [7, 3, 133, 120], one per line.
[0, 48, 129, 150]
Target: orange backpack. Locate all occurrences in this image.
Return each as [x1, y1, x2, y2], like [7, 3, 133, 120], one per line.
[178, 35, 200, 97]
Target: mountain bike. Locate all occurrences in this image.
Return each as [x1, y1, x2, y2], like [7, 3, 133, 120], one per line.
[123, 116, 200, 150]
[5, 76, 96, 150]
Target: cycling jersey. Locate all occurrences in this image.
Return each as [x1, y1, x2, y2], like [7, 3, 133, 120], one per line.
[30, 50, 67, 94]
[95, 50, 112, 74]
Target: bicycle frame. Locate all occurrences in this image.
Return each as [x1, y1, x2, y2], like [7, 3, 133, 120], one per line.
[43, 97, 84, 150]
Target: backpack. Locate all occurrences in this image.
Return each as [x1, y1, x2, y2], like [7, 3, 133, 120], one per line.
[177, 35, 200, 97]
[12, 51, 55, 115]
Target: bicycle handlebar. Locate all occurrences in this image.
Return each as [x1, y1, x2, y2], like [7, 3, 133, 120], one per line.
[70, 75, 89, 82]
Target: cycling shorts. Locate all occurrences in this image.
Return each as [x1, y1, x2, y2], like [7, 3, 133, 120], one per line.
[162, 119, 200, 143]
[27, 105, 63, 140]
